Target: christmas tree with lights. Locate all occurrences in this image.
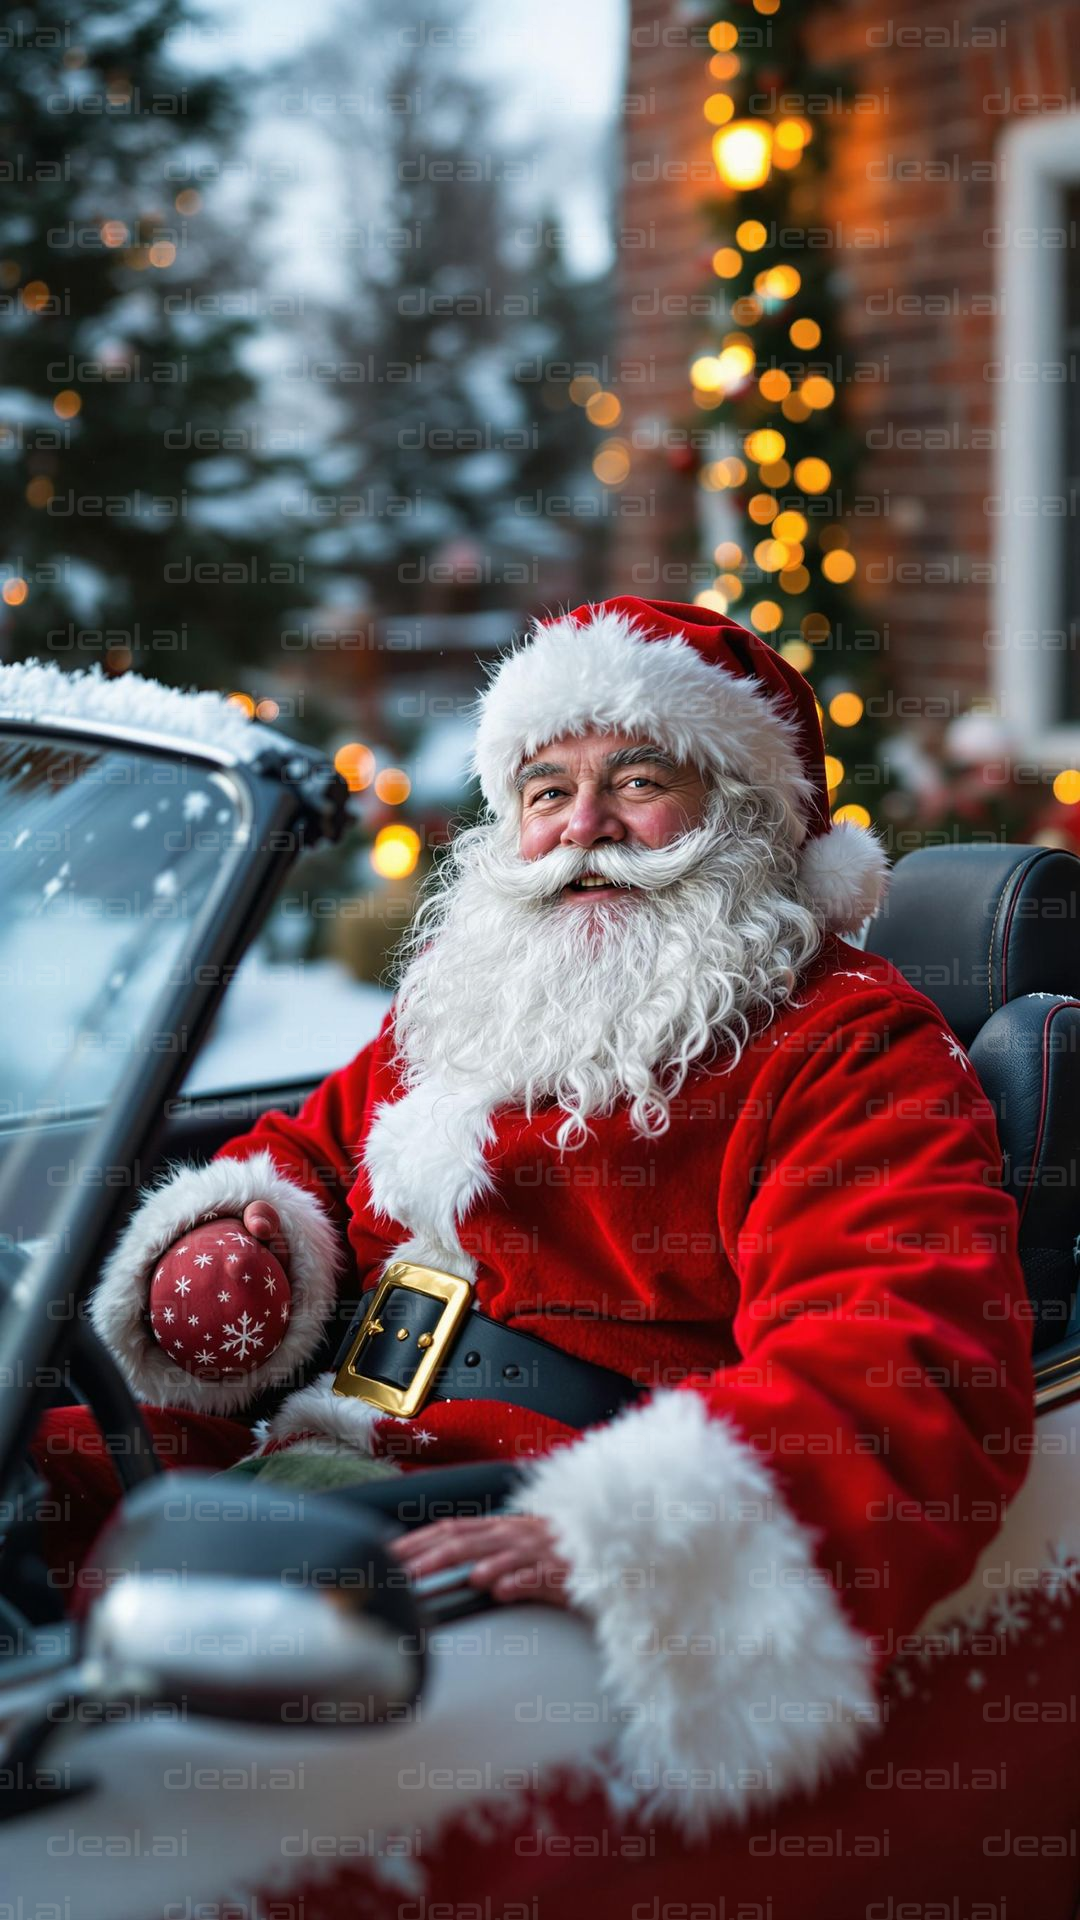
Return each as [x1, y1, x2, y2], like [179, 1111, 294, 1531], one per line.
[687, 3, 898, 842]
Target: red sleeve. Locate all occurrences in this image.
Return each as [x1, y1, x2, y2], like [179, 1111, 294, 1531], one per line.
[211, 1008, 397, 1244]
[711, 982, 1035, 1656]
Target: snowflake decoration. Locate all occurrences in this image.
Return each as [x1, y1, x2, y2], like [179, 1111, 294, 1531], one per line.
[187, 1313, 199, 1327]
[193, 1253, 213, 1269]
[226, 1253, 239, 1266]
[221, 1311, 265, 1361]
[217, 1289, 232, 1304]
[989, 1590, 1030, 1643]
[183, 791, 212, 821]
[1043, 1540, 1080, 1607]
[174, 1275, 191, 1295]
[227, 1232, 249, 1247]
[965, 1668, 986, 1692]
[160, 1306, 175, 1325]
[263, 1269, 276, 1294]
[131, 811, 151, 830]
[940, 1030, 970, 1071]
[153, 870, 178, 899]
[195, 1346, 216, 1366]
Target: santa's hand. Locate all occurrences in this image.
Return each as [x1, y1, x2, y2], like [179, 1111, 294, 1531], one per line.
[392, 1514, 572, 1609]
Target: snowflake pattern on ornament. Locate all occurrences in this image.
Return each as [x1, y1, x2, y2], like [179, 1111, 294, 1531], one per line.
[193, 1253, 213, 1269]
[174, 1275, 191, 1295]
[221, 1311, 266, 1362]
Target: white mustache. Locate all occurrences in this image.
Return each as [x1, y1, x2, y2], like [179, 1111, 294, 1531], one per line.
[480, 821, 722, 904]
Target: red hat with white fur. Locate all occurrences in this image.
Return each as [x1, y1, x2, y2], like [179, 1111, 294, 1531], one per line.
[473, 595, 888, 934]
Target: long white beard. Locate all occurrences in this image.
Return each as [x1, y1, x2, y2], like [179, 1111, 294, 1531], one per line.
[391, 781, 823, 1149]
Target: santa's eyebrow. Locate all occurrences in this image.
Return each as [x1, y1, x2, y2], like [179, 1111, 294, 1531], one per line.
[602, 745, 678, 773]
[514, 759, 565, 792]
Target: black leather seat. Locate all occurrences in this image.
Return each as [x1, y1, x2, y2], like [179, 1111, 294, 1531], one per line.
[865, 844, 1080, 1355]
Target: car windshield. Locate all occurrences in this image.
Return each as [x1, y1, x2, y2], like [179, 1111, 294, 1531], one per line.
[0, 729, 245, 1255]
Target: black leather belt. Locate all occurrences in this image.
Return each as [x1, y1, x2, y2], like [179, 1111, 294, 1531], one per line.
[331, 1260, 644, 1430]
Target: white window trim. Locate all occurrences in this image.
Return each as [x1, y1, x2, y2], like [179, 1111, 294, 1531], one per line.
[995, 111, 1080, 766]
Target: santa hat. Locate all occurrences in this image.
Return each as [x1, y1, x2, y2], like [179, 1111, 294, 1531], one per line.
[473, 595, 888, 934]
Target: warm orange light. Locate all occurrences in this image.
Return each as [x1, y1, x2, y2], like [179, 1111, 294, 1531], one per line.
[759, 458, 791, 487]
[711, 246, 742, 279]
[1053, 769, 1080, 806]
[2, 578, 28, 607]
[585, 390, 621, 427]
[374, 767, 412, 805]
[794, 457, 832, 493]
[790, 318, 822, 349]
[755, 539, 790, 573]
[100, 221, 128, 248]
[800, 375, 836, 410]
[834, 802, 871, 828]
[781, 640, 814, 673]
[781, 393, 812, 423]
[569, 375, 600, 405]
[709, 53, 740, 81]
[709, 20, 739, 50]
[750, 599, 783, 634]
[824, 755, 845, 790]
[226, 692, 256, 718]
[744, 427, 786, 464]
[334, 742, 376, 792]
[759, 368, 791, 401]
[25, 476, 54, 507]
[755, 265, 801, 300]
[693, 589, 729, 614]
[779, 565, 810, 593]
[736, 219, 768, 251]
[255, 698, 279, 722]
[53, 390, 81, 419]
[712, 120, 773, 190]
[22, 281, 50, 312]
[704, 92, 735, 127]
[773, 510, 808, 543]
[748, 492, 778, 525]
[775, 117, 812, 152]
[149, 241, 177, 268]
[714, 540, 743, 568]
[822, 549, 857, 584]
[829, 692, 864, 728]
[593, 441, 630, 486]
[802, 612, 831, 643]
[175, 189, 202, 215]
[371, 824, 421, 880]
[717, 572, 743, 600]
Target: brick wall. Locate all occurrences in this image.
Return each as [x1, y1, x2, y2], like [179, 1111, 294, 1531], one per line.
[608, 0, 1080, 708]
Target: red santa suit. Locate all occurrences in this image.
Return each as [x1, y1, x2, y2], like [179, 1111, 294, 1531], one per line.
[35, 599, 1038, 1877]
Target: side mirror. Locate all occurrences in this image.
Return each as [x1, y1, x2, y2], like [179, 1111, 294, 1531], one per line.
[77, 1474, 424, 1726]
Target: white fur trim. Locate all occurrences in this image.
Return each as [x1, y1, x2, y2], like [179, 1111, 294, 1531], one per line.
[0, 659, 257, 758]
[511, 1389, 878, 1837]
[257, 1370, 396, 1461]
[473, 608, 815, 839]
[798, 820, 889, 934]
[363, 1079, 495, 1279]
[90, 1151, 342, 1416]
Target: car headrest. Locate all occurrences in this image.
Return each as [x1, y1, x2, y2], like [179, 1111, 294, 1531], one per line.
[864, 844, 1080, 1045]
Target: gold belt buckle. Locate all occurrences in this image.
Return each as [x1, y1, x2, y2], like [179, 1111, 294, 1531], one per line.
[332, 1261, 472, 1418]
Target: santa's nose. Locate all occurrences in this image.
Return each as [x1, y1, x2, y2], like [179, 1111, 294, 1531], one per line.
[560, 787, 627, 848]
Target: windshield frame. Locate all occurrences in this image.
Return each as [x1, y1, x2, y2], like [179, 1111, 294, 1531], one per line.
[0, 717, 314, 1495]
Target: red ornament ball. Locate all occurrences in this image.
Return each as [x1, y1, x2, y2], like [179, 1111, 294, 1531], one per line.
[148, 1218, 292, 1379]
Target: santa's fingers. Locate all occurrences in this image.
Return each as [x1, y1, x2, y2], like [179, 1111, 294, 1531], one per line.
[393, 1513, 554, 1572]
[490, 1563, 571, 1609]
[241, 1201, 290, 1272]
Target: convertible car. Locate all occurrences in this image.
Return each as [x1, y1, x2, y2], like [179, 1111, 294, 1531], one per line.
[0, 661, 1078, 1919]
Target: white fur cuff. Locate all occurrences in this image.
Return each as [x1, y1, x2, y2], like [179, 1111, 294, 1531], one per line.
[90, 1150, 342, 1417]
[511, 1389, 878, 1837]
[254, 1370, 391, 1460]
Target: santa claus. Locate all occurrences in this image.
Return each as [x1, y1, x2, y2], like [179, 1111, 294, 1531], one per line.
[33, 595, 1035, 1852]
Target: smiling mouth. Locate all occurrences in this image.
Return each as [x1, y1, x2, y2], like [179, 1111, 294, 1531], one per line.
[564, 874, 631, 895]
